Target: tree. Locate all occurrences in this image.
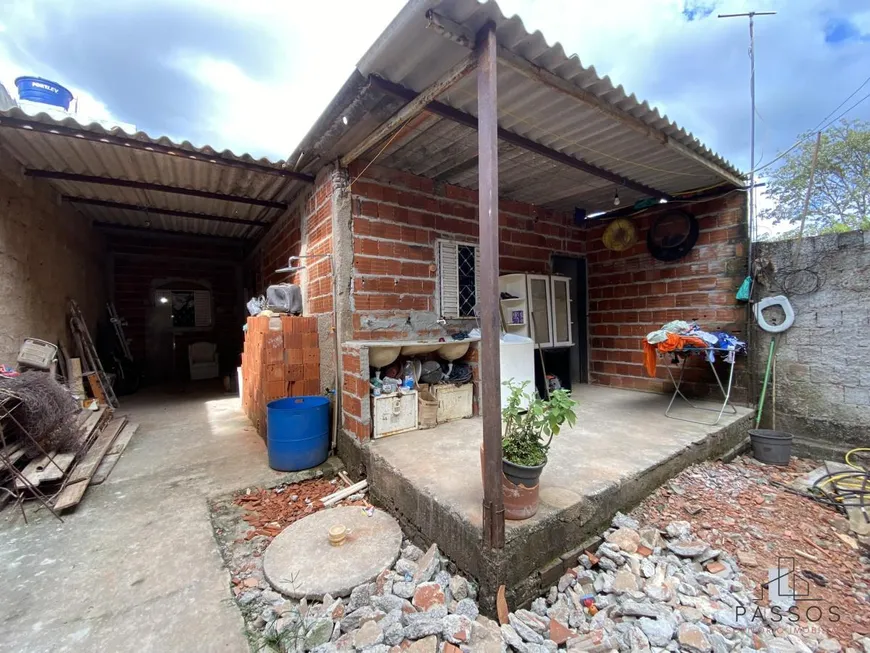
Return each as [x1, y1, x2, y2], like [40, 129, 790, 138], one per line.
[760, 119, 870, 237]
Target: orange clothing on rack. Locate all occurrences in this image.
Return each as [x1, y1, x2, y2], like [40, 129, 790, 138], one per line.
[642, 333, 709, 377]
[643, 341, 657, 377]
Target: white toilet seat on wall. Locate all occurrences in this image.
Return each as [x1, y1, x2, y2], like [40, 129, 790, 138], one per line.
[754, 295, 795, 333]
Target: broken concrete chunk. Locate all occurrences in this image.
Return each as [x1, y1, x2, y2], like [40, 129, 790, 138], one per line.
[612, 511, 641, 530]
[412, 544, 440, 584]
[666, 540, 709, 558]
[606, 527, 641, 553]
[509, 613, 545, 644]
[665, 521, 692, 540]
[442, 614, 473, 644]
[638, 616, 675, 647]
[677, 623, 712, 653]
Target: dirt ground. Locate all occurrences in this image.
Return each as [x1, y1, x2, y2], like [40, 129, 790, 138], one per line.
[633, 455, 870, 648]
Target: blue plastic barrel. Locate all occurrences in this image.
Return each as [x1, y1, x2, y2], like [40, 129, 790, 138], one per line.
[266, 396, 330, 471]
[15, 77, 74, 110]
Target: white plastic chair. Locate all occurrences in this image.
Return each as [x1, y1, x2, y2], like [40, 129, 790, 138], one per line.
[189, 342, 219, 380]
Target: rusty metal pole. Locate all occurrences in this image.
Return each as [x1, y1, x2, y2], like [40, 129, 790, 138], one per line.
[477, 24, 505, 550]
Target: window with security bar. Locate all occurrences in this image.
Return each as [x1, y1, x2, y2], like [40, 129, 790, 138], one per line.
[437, 240, 480, 319]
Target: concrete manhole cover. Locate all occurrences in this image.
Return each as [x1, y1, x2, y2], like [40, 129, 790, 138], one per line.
[263, 505, 402, 599]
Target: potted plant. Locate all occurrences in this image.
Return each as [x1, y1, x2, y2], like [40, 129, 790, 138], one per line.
[499, 379, 577, 517]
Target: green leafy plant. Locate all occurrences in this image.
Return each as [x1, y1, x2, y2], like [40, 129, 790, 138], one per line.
[501, 379, 577, 467]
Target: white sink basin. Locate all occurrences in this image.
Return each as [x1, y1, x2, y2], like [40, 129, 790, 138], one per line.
[438, 341, 471, 361]
[368, 346, 401, 368]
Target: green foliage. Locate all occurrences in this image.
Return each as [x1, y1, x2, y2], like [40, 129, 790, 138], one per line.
[761, 119, 870, 236]
[501, 379, 577, 467]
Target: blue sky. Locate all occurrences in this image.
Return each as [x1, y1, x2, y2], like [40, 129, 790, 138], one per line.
[1, 0, 869, 232]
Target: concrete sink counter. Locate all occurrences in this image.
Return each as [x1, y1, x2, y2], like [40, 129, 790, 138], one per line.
[348, 337, 480, 369]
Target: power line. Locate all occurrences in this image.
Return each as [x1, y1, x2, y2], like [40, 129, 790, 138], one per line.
[754, 76, 870, 174]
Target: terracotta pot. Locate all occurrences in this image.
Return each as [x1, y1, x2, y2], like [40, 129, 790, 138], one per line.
[479, 446, 541, 520]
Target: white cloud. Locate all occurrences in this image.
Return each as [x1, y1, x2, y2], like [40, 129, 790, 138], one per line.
[160, 0, 405, 159]
[1, 0, 868, 171]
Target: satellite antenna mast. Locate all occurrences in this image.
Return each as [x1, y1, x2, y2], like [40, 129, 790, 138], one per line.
[718, 10, 776, 267]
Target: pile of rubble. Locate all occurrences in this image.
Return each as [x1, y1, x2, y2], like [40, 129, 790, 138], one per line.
[235, 479, 358, 539]
[634, 456, 870, 647]
[223, 504, 866, 653]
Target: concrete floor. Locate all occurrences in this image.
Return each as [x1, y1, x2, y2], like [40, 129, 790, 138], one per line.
[0, 384, 286, 653]
[370, 385, 753, 537]
[367, 384, 754, 610]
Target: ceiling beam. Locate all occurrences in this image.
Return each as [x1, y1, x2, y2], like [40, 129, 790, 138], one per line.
[25, 170, 287, 209]
[92, 221, 248, 242]
[340, 50, 477, 167]
[369, 76, 673, 201]
[63, 197, 271, 227]
[0, 115, 314, 183]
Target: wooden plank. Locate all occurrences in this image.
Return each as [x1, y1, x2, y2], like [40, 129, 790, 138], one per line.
[90, 423, 139, 485]
[53, 480, 89, 512]
[107, 422, 138, 456]
[86, 374, 107, 406]
[54, 416, 125, 510]
[66, 417, 126, 485]
[340, 50, 477, 167]
[0, 447, 26, 472]
[90, 454, 120, 486]
[14, 452, 75, 489]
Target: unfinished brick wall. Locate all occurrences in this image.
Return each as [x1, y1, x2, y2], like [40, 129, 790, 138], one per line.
[340, 343, 372, 443]
[242, 315, 320, 438]
[584, 194, 748, 397]
[251, 175, 334, 315]
[108, 232, 244, 383]
[0, 144, 105, 365]
[247, 173, 337, 396]
[348, 162, 583, 341]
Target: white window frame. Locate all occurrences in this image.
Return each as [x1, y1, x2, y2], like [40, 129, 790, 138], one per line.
[436, 239, 480, 319]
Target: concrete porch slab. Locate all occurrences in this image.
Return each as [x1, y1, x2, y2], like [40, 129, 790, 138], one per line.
[364, 385, 753, 612]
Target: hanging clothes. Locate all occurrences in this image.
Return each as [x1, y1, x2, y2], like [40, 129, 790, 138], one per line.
[643, 333, 709, 376]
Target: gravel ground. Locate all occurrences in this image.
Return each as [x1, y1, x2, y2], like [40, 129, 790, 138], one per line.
[209, 466, 870, 653]
[633, 455, 870, 649]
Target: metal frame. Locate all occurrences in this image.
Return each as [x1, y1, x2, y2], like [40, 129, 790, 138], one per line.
[63, 197, 271, 228]
[25, 170, 288, 210]
[664, 349, 738, 426]
[0, 394, 64, 523]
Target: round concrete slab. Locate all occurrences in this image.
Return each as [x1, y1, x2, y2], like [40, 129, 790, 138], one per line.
[263, 506, 402, 599]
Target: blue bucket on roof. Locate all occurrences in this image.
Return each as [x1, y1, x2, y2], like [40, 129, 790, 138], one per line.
[15, 76, 74, 110]
[266, 396, 330, 471]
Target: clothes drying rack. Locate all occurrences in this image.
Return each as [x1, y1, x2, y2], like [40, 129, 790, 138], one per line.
[664, 348, 739, 426]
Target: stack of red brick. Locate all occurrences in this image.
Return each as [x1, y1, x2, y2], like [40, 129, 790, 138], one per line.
[241, 315, 320, 437]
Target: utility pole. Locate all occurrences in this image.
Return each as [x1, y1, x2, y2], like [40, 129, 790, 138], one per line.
[718, 11, 776, 269]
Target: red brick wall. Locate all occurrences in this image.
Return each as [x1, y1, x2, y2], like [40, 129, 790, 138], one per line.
[341, 344, 371, 442]
[584, 194, 747, 397]
[108, 232, 245, 383]
[251, 175, 334, 316]
[348, 162, 583, 340]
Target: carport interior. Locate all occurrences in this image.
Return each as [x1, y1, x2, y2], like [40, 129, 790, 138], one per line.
[0, 108, 309, 385]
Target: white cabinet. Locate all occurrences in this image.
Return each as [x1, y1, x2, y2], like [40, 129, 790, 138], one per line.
[498, 273, 572, 349]
[550, 276, 573, 348]
[527, 274, 553, 348]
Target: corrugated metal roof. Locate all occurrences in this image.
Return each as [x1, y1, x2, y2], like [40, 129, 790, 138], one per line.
[0, 106, 306, 239]
[293, 0, 744, 213]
